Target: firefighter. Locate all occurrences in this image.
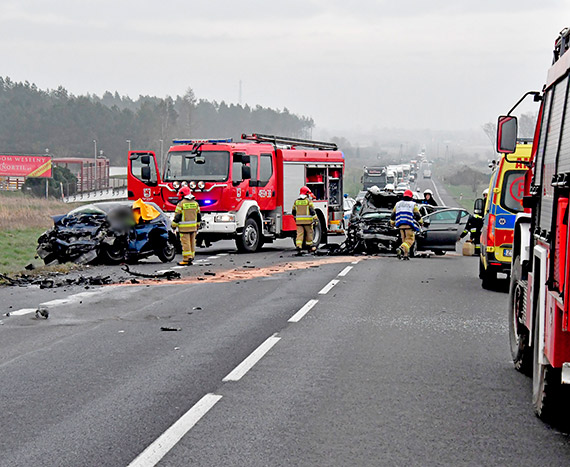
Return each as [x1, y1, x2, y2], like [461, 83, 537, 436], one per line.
[422, 189, 438, 206]
[172, 186, 201, 265]
[292, 186, 317, 254]
[391, 189, 423, 260]
[459, 204, 484, 254]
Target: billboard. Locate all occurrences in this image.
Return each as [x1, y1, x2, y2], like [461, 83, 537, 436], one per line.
[0, 154, 52, 178]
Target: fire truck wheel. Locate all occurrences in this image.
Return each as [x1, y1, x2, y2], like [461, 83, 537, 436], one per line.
[508, 256, 531, 375]
[236, 217, 260, 253]
[532, 305, 568, 423]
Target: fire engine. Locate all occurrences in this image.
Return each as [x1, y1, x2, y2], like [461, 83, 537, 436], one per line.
[498, 27, 570, 422]
[127, 133, 345, 252]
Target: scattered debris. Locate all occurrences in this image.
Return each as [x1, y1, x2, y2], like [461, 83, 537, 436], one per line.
[204, 271, 216, 276]
[193, 306, 202, 310]
[0, 272, 113, 288]
[243, 265, 256, 269]
[24, 263, 35, 271]
[35, 306, 49, 319]
[121, 264, 181, 281]
[160, 326, 181, 331]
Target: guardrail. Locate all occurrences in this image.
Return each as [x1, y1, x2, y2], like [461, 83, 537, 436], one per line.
[64, 187, 128, 203]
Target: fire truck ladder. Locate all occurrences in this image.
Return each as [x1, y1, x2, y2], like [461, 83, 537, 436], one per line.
[242, 133, 338, 151]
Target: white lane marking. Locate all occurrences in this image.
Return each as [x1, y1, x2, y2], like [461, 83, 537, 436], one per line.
[218, 253, 228, 256]
[172, 266, 186, 269]
[222, 335, 281, 382]
[127, 393, 222, 467]
[8, 308, 36, 316]
[338, 266, 353, 277]
[288, 299, 319, 323]
[41, 289, 108, 307]
[430, 179, 444, 206]
[319, 279, 339, 295]
[351, 260, 360, 265]
[156, 269, 174, 274]
[207, 256, 219, 259]
[8, 288, 112, 317]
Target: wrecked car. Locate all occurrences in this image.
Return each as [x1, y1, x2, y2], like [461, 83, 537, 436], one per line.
[37, 200, 178, 265]
[346, 191, 468, 255]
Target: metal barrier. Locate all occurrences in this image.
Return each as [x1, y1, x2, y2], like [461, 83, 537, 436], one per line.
[64, 187, 128, 203]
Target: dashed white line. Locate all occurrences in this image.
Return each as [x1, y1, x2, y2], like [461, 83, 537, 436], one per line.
[318, 279, 339, 295]
[7, 308, 36, 317]
[222, 334, 281, 382]
[207, 256, 220, 260]
[127, 393, 222, 467]
[288, 299, 319, 323]
[430, 179, 444, 206]
[351, 260, 360, 265]
[338, 266, 353, 277]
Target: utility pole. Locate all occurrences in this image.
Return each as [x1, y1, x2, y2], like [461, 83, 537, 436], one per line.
[126, 139, 131, 151]
[239, 80, 242, 106]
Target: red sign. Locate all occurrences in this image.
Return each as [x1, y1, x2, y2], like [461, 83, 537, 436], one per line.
[510, 175, 525, 202]
[0, 155, 52, 178]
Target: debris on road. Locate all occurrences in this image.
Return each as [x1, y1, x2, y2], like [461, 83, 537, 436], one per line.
[204, 271, 216, 276]
[35, 306, 49, 319]
[160, 326, 181, 331]
[121, 264, 181, 280]
[0, 272, 113, 288]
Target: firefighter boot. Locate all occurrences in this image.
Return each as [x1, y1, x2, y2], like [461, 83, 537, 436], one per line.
[396, 247, 403, 260]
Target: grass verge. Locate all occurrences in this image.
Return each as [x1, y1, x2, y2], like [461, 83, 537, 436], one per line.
[443, 183, 488, 211]
[0, 228, 46, 274]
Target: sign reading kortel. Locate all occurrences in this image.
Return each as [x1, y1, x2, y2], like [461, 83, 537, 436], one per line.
[0, 154, 52, 178]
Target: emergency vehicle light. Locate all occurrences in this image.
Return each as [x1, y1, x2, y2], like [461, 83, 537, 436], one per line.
[172, 138, 232, 145]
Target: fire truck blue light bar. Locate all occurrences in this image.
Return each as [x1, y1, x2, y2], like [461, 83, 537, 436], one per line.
[172, 139, 233, 145]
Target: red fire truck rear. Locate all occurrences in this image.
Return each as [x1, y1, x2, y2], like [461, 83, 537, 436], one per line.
[498, 27, 570, 422]
[127, 134, 345, 252]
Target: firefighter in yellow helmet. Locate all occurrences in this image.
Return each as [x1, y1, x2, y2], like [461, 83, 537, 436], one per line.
[172, 186, 201, 265]
[292, 186, 317, 255]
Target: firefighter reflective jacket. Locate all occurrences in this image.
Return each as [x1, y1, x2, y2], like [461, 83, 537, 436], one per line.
[292, 196, 316, 225]
[173, 198, 201, 233]
[460, 214, 483, 240]
[391, 200, 422, 231]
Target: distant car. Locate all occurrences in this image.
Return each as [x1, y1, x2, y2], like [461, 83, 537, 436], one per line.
[394, 182, 410, 194]
[37, 201, 178, 265]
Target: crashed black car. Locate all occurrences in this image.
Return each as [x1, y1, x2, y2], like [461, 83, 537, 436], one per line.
[37, 201, 178, 265]
[346, 192, 468, 255]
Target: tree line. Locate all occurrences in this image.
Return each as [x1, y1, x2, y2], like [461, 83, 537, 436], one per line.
[0, 77, 315, 166]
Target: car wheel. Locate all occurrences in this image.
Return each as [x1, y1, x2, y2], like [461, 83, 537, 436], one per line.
[481, 263, 497, 290]
[236, 218, 260, 252]
[433, 249, 446, 256]
[157, 240, 176, 263]
[100, 244, 126, 265]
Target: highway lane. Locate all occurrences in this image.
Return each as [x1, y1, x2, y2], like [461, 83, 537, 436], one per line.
[149, 254, 570, 467]
[0, 243, 358, 467]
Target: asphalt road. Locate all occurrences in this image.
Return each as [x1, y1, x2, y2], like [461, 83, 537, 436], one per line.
[1, 180, 569, 466]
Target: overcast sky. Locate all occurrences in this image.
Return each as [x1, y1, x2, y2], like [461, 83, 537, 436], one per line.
[2, 1, 569, 133]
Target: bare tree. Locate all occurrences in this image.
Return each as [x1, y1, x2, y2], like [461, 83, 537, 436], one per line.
[481, 121, 497, 150]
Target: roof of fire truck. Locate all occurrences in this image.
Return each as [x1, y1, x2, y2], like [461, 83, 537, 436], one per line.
[168, 134, 344, 164]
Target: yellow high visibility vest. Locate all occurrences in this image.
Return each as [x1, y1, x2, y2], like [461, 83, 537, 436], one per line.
[174, 200, 200, 233]
[294, 198, 313, 225]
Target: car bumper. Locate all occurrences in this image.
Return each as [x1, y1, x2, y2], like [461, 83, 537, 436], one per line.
[199, 213, 237, 234]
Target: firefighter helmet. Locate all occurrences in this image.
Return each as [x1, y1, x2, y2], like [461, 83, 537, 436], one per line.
[368, 185, 381, 195]
[178, 186, 193, 199]
[300, 186, 311, 196]
[482, 188, 489, 198]
[423, 189, 433, 196]
[404, 189, 414, 199]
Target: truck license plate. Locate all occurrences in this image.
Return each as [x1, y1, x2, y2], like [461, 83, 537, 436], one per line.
[504, 249, 512, 257]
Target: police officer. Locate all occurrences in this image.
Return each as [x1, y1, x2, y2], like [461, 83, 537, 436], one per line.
[292, 186, 317, 254]
[391, 189, 423, 260]
[172, 186, 201, 265]
[422, 189, 438, 206]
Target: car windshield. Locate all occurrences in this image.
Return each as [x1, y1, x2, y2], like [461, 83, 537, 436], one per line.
[164, 150, 229, 182]
[501, 170, 526, 213]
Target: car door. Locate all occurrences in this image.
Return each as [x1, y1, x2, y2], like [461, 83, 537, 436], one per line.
[419, 208, 468, 250]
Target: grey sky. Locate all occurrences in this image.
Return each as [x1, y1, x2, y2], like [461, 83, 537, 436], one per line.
[2, 1, 569, 132]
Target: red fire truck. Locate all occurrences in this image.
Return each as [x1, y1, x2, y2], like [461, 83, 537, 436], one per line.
[127, 134, 345, 252]
[498, 27, 570, 422]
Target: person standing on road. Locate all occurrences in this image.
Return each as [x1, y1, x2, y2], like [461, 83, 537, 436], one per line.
[172, 186, 201, 265]
[422, 189, 438, 206]
[292, 186, 317, 255]
[459, 204, 484, 255]
[391, 189, 423, 260]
